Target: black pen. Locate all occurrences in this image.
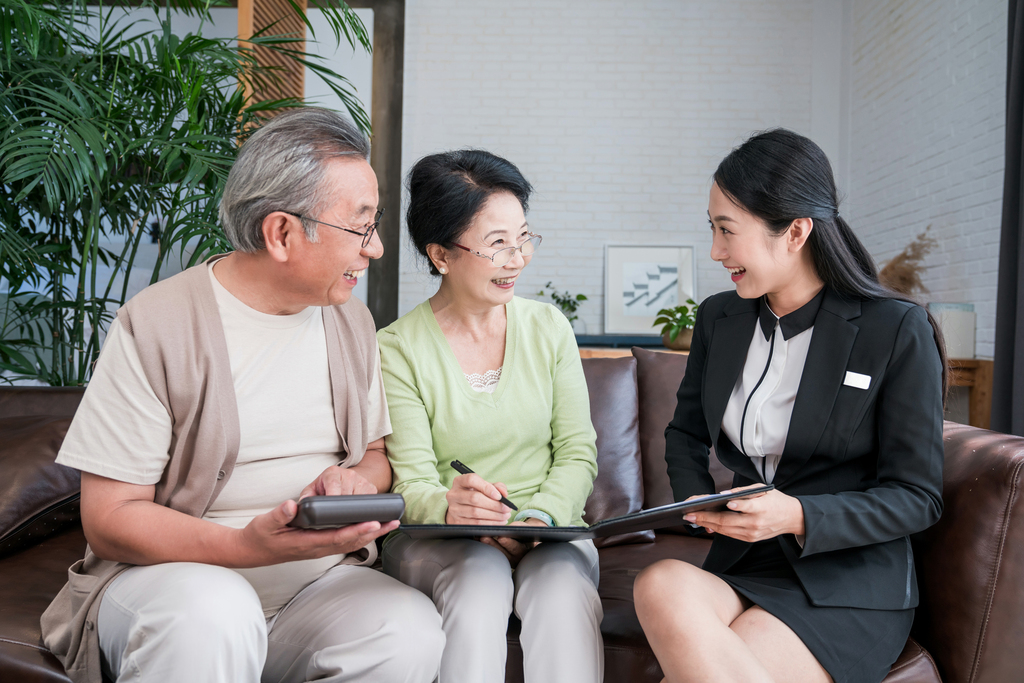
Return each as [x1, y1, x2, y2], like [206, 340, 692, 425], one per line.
[449, 460, 519, 511]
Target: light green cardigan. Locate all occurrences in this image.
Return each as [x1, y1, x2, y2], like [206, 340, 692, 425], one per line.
[378, 296, 598, 527]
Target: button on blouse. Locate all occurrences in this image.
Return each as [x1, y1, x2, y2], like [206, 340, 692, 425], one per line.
[720, 289, 825, 483]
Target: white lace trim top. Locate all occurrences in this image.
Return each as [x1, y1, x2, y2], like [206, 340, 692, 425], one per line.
[465, 367, 503, 394]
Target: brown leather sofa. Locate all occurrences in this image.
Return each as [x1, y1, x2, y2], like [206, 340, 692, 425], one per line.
[1, 350, 1022, 682]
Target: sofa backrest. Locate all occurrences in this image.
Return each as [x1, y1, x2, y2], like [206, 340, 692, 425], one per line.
[631, 347, 733, 508]
[580, 356, 653, 545]
[3, 368, 658, 550]
[0, 386, 85, 421]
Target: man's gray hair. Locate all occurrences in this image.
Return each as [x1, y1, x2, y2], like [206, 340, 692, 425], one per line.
[220, 108, 371, 253]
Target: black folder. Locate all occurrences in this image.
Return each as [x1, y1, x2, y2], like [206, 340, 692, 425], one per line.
[399, 485, 774, 542]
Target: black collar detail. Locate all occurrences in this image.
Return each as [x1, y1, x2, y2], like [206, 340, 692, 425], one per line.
[758, 287, 826, 341]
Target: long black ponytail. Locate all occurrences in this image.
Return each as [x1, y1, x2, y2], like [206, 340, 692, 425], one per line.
[713, 128, 948, 399]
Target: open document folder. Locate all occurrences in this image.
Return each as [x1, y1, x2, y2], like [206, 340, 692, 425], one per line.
[399, 485, 774, 542]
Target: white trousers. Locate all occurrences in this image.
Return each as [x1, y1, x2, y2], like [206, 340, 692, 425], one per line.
[383, 534, 604, 683]
[97, 561, 444, 683]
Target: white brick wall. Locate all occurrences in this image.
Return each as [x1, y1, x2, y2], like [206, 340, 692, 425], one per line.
[845, 0, 1006, 358]
[400, 0, 816, 332]
[78, 2, 1010, 356]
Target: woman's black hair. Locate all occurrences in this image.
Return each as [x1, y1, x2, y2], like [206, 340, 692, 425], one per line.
[406, 149, 533, 275]
[713, 128, 948, 398]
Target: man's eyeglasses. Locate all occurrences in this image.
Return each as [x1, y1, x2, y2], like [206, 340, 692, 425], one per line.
[285, 208, 384, 248]
[453, 233, 542, 267]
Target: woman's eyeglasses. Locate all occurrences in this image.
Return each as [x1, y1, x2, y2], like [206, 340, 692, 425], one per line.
[285, 208, 385, 248]
[452, 233, 542, 267]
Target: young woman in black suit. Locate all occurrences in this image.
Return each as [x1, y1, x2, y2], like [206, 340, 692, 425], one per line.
[634, 129, 947, 683]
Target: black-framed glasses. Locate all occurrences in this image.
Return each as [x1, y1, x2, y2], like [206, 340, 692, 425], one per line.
[285, 208, 384, 248]
[453, 233, 542, 267]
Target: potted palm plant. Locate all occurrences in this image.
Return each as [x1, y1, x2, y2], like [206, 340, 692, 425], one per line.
[654, 298, 699, 351]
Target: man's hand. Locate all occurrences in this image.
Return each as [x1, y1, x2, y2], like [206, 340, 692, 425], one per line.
[682, 484, 804, 542]
[445, 474, 513, 525]
[299, 464, 377, 500]
[79, 471, 396, 568]
[480, 516, 547, 568]
[235, 498, 398, 567]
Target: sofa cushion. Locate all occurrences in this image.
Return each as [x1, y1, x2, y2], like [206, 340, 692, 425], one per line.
[0, 525, 84, 682]
[911, 422, 1024, 683]
[593, 535, 712, 682]
[581, 357, 653, 546]
[882, 638, 941, 683]
[0, 416, 80, 558]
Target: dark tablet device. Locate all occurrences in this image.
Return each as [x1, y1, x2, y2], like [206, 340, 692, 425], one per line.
[288, 494, 406, 530]
[676, 486, 775, 514]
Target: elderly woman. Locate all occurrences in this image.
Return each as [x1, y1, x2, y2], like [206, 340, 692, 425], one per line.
[378, 150, 603, 683]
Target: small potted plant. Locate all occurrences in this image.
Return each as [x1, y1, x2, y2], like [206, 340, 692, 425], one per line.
[654, 298, 699, 351]
[538, 282, 588, 333]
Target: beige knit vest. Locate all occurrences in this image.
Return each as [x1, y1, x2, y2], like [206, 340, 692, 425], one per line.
[41, 256, 377, 683]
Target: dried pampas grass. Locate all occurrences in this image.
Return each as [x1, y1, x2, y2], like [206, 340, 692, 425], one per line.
[878, 227, 937, 296]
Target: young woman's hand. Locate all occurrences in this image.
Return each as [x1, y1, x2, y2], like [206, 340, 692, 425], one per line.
[445, 473, 513, 525]
[682, 484, 805, 542]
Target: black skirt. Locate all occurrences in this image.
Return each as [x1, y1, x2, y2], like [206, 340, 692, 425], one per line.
[714, 539, 914, 683]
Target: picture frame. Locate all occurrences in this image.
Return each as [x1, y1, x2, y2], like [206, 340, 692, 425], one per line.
[604, 244, 696, 335]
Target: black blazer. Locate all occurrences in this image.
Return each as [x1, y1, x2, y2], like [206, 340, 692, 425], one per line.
[665, 288, 944, 611]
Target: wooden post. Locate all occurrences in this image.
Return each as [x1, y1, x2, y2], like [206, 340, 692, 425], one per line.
[348, 0, 404, 328]
[237, 0, 307, 104]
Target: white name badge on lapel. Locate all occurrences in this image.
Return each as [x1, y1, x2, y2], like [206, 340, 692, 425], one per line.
[844, 371, 871, 390]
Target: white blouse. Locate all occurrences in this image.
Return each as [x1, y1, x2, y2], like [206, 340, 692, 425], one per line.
[720, 290, 825, 483]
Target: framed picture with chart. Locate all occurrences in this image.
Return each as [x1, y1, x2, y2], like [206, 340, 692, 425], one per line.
[604, 244, 696, 335]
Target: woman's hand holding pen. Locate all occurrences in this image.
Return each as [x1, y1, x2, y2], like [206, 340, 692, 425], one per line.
[445, 468, 538, 566]
[682, 484, 806, 543]
[445, 474, 513, 525]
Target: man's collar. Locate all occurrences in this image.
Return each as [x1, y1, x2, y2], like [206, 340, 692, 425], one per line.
[758, 287, 826, 340]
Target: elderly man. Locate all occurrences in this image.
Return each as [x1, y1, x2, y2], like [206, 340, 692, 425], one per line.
[40, 109, 445, 683]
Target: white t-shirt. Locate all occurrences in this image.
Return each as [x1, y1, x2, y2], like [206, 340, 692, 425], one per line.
[57, 262, 392, 617]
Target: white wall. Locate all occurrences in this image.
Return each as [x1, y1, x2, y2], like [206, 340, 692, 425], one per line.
[399, 0, 1009, 354]
[844, 0, 1007, 358]
[76, 0, 1013, 354]
[400, 0, 818, 333]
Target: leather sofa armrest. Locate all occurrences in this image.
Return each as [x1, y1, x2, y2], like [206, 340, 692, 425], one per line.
[912, 421, 1024, 683]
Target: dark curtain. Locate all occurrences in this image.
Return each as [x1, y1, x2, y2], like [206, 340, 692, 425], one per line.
[994, 1, 1024, 435]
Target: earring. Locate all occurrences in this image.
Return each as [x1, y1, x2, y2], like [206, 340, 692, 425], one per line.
[439, 267, 447, 275]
